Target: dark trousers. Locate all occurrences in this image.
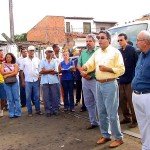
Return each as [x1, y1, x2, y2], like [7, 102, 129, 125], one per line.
[62, 80, 74, 110]
[42, 84, 59, 113]
[76, 80, 86, 110]
[19, 77, 26, 106]
[119, 83, 137, 122]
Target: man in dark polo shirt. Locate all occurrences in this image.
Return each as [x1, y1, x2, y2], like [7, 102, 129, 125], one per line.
[118, 33, 138, 128]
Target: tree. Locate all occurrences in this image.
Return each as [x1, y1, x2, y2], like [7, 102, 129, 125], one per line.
[14, 33, 27, 42]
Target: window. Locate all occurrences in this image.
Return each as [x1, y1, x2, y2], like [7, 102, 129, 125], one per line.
[66, 22, 70, 33]
[83, 22, 91, 33]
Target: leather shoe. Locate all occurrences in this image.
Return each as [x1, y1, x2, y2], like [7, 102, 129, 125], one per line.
[120, 119, 131, 124]
[80, 109, 87, 112]
[97, 137, 111, 144]
[86, 124, 98, 130]
[109, 140, 123, 148]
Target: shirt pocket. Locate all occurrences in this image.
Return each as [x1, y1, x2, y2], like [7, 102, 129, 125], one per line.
[142, 62, 150, 79]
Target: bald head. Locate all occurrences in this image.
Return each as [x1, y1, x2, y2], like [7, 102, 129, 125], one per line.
[136, 30, 150, 53]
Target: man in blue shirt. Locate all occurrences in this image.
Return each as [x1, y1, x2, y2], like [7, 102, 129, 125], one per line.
[132, 30, 150, 150]
[39, 47, 59, 117]
[118, 33, 138, 128]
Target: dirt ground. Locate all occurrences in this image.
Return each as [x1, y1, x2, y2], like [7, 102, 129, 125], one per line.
[0, 104, 142, 150]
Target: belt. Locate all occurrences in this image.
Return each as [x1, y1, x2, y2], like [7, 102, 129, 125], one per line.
[96, 78, 115, 83]
[133, 90, 150, 95]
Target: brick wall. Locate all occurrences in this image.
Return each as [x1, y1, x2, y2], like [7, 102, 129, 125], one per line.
[27, 16, 66, 45]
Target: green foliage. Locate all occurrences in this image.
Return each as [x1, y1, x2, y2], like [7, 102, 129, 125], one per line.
[14, 33, 27, 42]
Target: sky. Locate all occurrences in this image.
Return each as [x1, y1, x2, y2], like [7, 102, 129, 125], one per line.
[0, 0, 150, 41]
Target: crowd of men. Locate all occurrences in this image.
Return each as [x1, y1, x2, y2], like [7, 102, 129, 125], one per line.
[0, 30, 150, 149]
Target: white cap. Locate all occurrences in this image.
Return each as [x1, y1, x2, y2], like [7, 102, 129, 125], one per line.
[0, 47, 4, 51]
[28, 45, 36, 51]
[45, 47, 53, 52]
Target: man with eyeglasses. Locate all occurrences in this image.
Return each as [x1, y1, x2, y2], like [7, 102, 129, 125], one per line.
[82, 30, 125, 148]
[132, 30, 150, 150]
[118, 33, 138, 128]
[39, 47, 59, 117]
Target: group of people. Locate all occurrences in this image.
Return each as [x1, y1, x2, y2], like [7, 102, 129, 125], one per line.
[80, 30, 150, 149]
[0, 30, 150, 149]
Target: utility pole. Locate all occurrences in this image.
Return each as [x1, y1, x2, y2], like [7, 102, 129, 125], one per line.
[9, 0, 15, 42]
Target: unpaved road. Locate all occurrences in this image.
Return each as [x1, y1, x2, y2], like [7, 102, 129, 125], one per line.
[0, 105, 141, 150]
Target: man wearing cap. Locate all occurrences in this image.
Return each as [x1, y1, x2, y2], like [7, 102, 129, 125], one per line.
[39, 47, 59, 116]
[0, 48, 7, 117]
[20, 45, 42, 117]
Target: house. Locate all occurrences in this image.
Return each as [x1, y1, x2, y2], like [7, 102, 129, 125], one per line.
[27, 16, 117, 47]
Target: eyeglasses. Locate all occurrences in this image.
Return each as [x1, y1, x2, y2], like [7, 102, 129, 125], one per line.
[46, 51, 53, 53]
[97, 36, 107, 40]
[117, 39, 123, 42]
[137, 39, 144, 42]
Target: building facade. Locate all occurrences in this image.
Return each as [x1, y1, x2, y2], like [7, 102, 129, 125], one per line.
[27, 16, 117, 47]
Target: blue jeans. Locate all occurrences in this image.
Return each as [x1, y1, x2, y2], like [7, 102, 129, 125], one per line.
[96, 80, 123, 140]
[4, 80, 21, 117]
[25, 81, 40, 114]
[0, 83, 7, 100]
[61, 80, 74, 110]
[42, 83, 58, 113]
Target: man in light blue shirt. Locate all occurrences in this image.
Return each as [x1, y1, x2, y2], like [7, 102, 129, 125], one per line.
[39, 47, 59, 117]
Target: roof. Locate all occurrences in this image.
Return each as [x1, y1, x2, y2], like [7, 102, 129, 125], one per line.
[65, 17, 94, 20]
[108, 20, 150, 30]
[94, 20, 117, 24]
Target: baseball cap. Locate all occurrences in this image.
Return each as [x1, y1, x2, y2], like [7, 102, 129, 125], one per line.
[45, 47, 54, 52]
[28, 45, 36, 51]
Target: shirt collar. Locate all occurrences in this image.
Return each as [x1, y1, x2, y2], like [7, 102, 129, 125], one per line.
[85, 47, 97, 53]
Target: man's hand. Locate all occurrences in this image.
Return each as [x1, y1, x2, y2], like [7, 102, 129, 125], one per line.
[99, 65, 114, 73]
[84, 75, 92, 80]
[82, 65, 87, 71]
[99, 65, 108, 72]
[80, 71, 87, 78]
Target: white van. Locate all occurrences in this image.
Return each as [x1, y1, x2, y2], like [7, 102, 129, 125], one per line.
[108, 20, 150, 52]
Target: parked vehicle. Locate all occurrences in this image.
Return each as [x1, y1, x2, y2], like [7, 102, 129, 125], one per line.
[108, 20, 150, 53]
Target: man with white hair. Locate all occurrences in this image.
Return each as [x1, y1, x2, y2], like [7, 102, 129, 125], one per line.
[20, 45, 42, 117]
[132, 30, 150, 150]
[39, 47, 59, 116]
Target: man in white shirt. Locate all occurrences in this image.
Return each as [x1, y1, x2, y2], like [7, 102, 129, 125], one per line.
[52, 44, 64, 106]
[20, 45, 42, 117]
